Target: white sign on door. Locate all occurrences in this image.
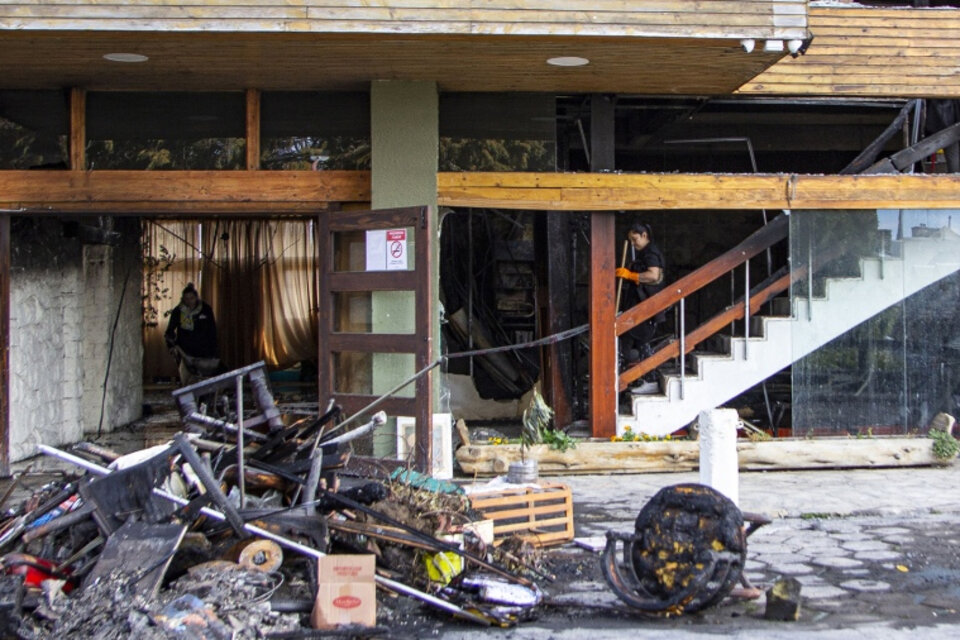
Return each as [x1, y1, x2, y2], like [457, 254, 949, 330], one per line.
[365, 228, 409, 271]
[385, 229, 407, 271]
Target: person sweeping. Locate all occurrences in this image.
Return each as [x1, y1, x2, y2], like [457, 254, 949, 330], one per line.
[615, 222, 666, 375]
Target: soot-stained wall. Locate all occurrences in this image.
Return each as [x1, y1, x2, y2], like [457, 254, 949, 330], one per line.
[8, 218, 142, 461]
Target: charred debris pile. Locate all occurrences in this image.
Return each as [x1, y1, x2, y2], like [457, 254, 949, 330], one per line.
[0, 363, 546, 638]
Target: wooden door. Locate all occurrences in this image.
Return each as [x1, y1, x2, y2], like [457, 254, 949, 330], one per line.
[317, 206, 435, 473]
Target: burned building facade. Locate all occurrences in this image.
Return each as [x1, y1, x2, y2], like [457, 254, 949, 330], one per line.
[2, 1, 960, 472]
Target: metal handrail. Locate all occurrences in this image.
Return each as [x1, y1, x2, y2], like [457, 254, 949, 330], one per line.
[617, 215, 792, 393]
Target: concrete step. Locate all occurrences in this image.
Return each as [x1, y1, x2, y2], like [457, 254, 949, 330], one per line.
[618, 237, 960, 437]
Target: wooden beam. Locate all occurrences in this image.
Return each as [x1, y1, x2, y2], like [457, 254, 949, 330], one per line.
[0, 170, 371, 214]
[536, 212, 574, 429]
[0, 2, 809, 40]
[589, 93, 618, 439]
[455, 437, 951, 477]
[414, 206, 436, 474]
[0, 214, 9, 476]
[438, 172, 960, 210]
[245, 89, 261, 171]
[69, 87, 85, 171]
[590, 213, 617, 439]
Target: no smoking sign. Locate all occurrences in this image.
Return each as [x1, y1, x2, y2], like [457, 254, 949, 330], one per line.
[385, 229, 407, 270]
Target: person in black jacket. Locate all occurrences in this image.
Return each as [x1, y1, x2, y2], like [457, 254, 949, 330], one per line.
[165, 283, 220, 384]
[616, 222, 666, 371]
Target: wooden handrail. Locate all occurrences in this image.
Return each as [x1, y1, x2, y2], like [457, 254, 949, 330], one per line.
[618, 267, 795, 391]
[616, 214, 789, 337]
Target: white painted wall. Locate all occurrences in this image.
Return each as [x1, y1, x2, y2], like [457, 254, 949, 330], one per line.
[8, 219, 142, 462]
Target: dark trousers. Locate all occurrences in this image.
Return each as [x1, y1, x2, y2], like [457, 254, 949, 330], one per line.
[620, 320, 659, 364]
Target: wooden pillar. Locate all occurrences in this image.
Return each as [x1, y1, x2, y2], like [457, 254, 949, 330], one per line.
[0, 214, 10, 476]
[245, 89, 261, 171]
[589, 94, 617, 438]
[537, 213, 574, 429]
[69, 88, 86, 171]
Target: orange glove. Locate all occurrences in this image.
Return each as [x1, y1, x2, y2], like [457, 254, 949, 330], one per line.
[615, 267, 640, 284]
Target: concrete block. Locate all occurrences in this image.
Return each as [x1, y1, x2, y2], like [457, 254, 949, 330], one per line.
[698, 408, 739, 506]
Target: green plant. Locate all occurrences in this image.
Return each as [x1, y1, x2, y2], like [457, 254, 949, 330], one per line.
[930, 428, 960, 461]
[541, 428, 577, 453]
[520, 389, 553, 462]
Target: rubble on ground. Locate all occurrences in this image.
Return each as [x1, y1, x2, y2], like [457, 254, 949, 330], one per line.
[0, 362, 775, 638]
[0, 364, 548, 638]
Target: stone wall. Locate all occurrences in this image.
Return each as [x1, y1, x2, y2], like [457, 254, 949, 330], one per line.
[8, 218, 142, 462]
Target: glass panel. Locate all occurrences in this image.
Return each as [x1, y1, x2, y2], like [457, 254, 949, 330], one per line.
[332, 351, 415, 398]
[333, 291, 415, 334]
[332, 227, 414, 272]
[333, 351, 372, 395]
[260, 92, 370, 170]
[790, 209, 960, 435]
[439, 93, 556, 171]
[86, 92, 245, 169]
[373, 353, 416, 398]
[0, 91, 68, 169]
[899, 210, 960, 430]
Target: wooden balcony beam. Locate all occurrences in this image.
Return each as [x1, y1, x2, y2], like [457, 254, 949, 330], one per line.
[438, 172, 960, 211]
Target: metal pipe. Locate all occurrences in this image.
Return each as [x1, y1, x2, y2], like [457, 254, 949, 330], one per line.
[36, 445, 490, 626]
[729, 271, 735, 336]
[807, 230, 813, 322]
[171, 361, 269, 399]
[184, 412, 268, 443]
[679, 297, 686, 401]
[744, 258, 750, 361]
[236, 375, 245, 510]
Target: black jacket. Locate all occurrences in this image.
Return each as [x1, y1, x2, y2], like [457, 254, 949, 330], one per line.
[623, 242, 667, 322]
[165, 301, 219, 359]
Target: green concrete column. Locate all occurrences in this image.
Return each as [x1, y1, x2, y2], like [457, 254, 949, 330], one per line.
[370, 80, 439, 456]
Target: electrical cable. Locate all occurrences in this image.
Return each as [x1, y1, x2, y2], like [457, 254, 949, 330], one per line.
[96, 261, 134, 439]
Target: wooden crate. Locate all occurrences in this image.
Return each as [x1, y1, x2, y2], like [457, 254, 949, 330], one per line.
[468, 482, 574, 547]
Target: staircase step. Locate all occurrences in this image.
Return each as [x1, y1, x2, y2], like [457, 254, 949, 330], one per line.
[618, 235, 960, 437]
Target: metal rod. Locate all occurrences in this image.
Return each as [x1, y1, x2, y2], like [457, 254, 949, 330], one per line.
[879, 229, 885, 280]
[806, 229, 813, 322]
[183, 412, 268, 443]
[236, 375, 245, 510]
[729, 270, 735, 336]
[328, 360, 441, 434]
[171, 361, 269, 399]
[762, 381, 775, 437]
[35, 444, 490, 627]
[744, 258, 750, 361]
[679, 297, 686, 401]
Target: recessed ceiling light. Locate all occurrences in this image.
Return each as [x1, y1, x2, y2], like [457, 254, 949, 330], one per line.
[103, 53, 149, 63]
[547, 56, 589, 67]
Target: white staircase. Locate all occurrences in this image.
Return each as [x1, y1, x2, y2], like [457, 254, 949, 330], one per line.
[617, 235, 960, 437]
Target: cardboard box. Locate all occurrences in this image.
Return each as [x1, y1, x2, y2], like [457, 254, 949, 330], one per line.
[311, 554, 376, 629]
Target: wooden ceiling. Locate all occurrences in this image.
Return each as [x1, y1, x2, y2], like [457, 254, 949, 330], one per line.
[740, 7, 960, 98]
[0, 31, 785, 94]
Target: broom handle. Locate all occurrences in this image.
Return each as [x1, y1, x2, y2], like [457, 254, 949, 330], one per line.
[615, 240, 629, 313]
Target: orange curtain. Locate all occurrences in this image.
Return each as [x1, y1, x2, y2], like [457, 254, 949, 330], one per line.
[142, 219, 318, 381]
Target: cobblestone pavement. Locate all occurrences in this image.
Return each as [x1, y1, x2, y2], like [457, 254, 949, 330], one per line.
[443, 465, 960, 639]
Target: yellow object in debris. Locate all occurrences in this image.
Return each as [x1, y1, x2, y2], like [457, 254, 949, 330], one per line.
[425, 551, 464, 585]
[896, 564, 910, 573]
